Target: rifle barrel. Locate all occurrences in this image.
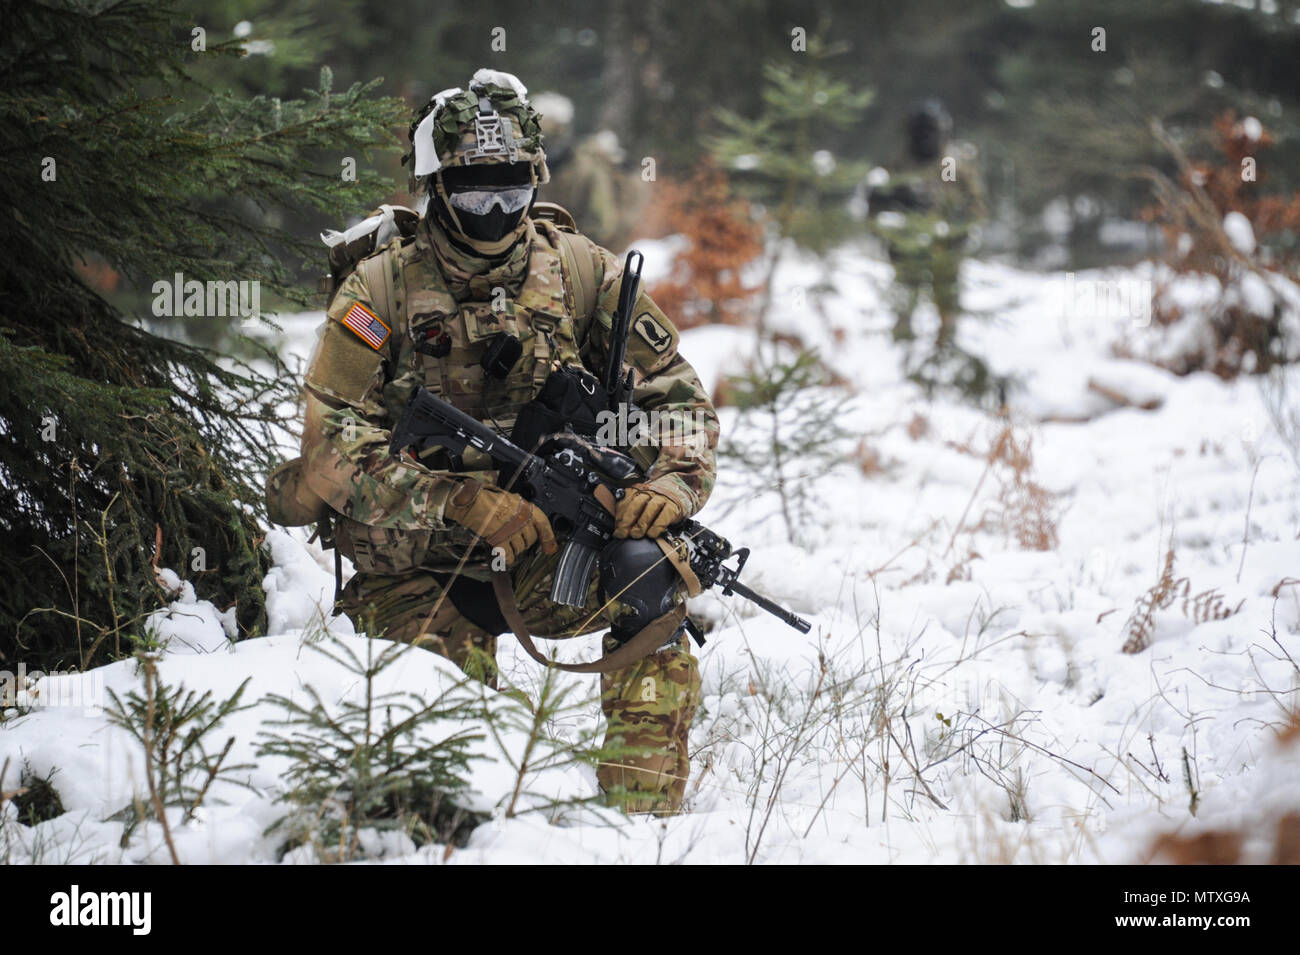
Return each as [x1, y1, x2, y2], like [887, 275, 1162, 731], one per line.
[727, 579, 812, 633]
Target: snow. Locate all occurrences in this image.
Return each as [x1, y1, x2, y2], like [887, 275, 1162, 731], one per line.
[1237, 269, 1276, 317]
[146, 569, 237, 652]
[0, 546, 592, 863]
[1239, 116, 1264, 142]
[261, 528, 352, 638]
[1223, 211, 1256, 255]
[4, 242, 1299, 865]
[1126, 264, 1300, 370]
[1085, 359, 1175, 409]
[875, 210, 907, 230]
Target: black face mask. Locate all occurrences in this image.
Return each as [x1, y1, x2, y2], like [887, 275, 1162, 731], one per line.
[435, 163, 535, 246]
[456, 202, 526, 243]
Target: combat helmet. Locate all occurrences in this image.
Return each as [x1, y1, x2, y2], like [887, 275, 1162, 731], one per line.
[404, 69, 551, 253]
[906, 97, 953, 162]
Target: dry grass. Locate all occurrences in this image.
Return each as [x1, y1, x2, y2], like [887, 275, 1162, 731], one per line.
[853, 439, 889, 477]
[1138, 113, 1300, 379]
[1144, 715, 1300, 864]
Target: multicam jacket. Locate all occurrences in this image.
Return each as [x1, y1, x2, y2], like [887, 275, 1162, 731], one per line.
[869, 147, 987, 254]
[300, 214, 719, 577]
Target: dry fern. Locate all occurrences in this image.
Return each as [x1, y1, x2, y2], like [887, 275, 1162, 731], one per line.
[946, 549, 980, 584]
[1182, 587, 1244, 624]
[1122, 549, 1183, 654]
[973, 424, 1061, 552]
[1121, 548, 1243, 653]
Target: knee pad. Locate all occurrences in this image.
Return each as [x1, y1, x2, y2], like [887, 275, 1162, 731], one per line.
[598, 537, 684, 648]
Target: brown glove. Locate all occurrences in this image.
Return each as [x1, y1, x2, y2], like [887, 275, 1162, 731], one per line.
[614, 484, 684, 539]
[444, 479, 557, 565]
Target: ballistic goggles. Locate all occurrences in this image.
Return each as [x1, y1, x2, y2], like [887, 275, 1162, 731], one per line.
[446, 184, 535, 216]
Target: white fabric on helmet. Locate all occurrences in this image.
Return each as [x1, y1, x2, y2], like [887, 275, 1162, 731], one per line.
[469, 68, 529, 101]
[411, 86, 464, 176]
[412, 71, 534, 177]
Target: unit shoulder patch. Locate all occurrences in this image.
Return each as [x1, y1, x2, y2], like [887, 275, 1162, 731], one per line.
[340, 300, 391, 351]
[633, 311, 672, 354]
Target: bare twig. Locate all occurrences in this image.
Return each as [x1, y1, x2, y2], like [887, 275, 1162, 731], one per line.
[1237, 455, 1264, 583]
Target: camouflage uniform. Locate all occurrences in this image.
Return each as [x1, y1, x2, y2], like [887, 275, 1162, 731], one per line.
[868, 101, 985, 347]
[542, 134, 646, 252]
[301, 192, 717, 812]
[535, 92, 647, 251]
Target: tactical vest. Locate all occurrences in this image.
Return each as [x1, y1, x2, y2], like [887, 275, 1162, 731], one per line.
[379, 219, 589, 437]
[338, 219, 597, 577]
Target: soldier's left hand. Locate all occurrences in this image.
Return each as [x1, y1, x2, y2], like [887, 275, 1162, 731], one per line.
[614, 484, 683, 539]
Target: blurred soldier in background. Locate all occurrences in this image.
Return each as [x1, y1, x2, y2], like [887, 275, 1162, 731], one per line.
[534, 91, 648, 251]
[867, 99, 986, 348]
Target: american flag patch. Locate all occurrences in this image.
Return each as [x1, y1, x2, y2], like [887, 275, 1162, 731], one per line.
[341, 301, 390, 350]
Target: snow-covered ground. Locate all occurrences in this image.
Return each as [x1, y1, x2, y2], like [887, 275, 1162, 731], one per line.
[3, 246, 1298, 864]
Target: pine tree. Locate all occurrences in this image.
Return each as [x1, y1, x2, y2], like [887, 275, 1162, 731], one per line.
[708, 36, 873, 329]
[985, 0, 1300, 265]
[0, 0, 407, 668]
[717, 349, 852, 546]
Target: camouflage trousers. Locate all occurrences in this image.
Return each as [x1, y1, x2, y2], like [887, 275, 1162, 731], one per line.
[887, 244, 962, 345]
[336, 542, 701, 814]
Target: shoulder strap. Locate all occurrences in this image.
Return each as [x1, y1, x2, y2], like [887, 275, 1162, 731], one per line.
[531, 200, 578, 232]
[357, 245, 402, 362]
[358, 246, 397, 327]
[553, 228, 599, 322]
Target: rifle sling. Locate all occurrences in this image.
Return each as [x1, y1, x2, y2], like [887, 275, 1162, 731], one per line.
[490, 570, 685, 674]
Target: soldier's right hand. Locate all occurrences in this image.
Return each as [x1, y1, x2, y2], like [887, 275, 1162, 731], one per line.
[443, 479, 557, 565]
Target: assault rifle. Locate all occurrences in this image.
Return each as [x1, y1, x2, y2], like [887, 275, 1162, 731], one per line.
[388, 388, 811, 634]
